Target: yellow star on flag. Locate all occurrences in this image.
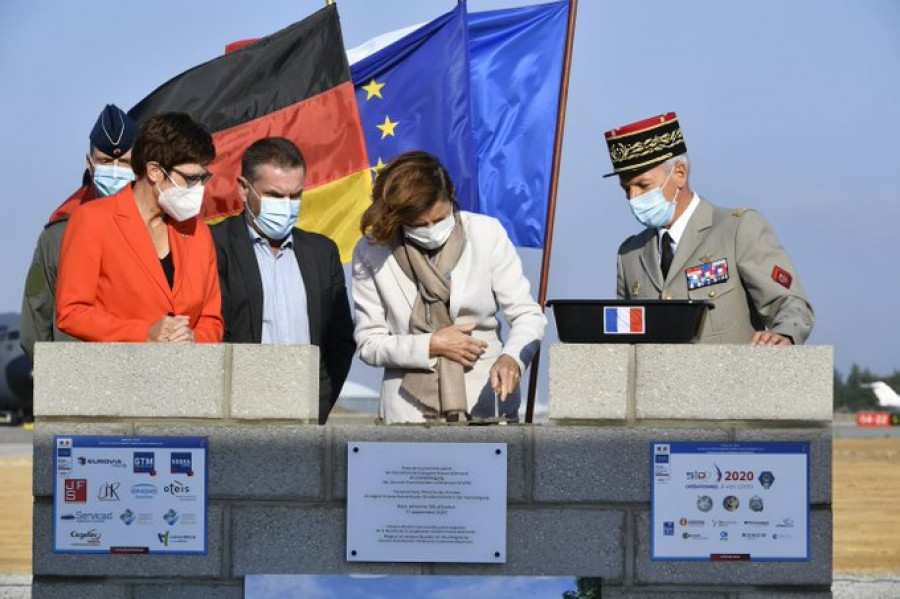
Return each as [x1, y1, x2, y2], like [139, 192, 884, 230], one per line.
[361, 79, 385, 100]
[370, 157, 387, 178]
[376, 115, 399, 139]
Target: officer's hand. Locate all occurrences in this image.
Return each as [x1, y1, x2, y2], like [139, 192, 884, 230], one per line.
[489, 355, 521, 401]
[429, 323, 487, 368]
[166, 316, 195, 343]
[750, 331, 793, 346]
[148, 316, 177, 342]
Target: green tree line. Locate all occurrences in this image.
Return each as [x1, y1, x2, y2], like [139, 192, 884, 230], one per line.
[834, 365, 900, 411]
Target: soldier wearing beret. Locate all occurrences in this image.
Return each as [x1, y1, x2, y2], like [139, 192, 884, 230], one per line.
[20, 104, 138, 359]
[607, 112, 814, 345]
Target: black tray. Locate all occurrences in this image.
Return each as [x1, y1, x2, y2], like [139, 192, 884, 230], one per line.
[547, 299, 711, 344]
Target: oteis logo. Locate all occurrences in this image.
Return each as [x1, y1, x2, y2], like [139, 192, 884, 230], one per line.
[133, 452, 156, 476]
[163, 479, 194, 499]
[64, 479, 88, 503]
[170, 452, 194, 476]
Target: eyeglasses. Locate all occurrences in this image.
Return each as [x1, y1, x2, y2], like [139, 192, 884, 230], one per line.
[169, 166, 213, 188]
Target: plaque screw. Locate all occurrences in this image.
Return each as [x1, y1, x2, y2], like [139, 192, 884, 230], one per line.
[353, 447, 359, 453]
[494, 551, 501, 558]
[351, 550, 357, 556]
[495, 448, 502, 455]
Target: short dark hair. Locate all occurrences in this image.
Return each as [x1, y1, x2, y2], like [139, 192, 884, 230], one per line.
[131, 113, 216, 178]
[360, 150, 456, 244]
[241, 137, 306, 183]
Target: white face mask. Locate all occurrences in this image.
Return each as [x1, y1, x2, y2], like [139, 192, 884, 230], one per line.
[403, 214, 455, 250]
[156, 172, 204, 222]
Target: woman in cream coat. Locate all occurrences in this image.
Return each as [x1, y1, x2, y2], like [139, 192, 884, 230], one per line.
[352, 151, 546, 423]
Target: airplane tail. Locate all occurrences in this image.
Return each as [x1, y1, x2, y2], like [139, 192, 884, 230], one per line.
[861, 382, 900, 409]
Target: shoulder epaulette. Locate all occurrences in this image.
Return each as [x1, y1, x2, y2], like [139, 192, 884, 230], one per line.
[732, 208, 751, 218]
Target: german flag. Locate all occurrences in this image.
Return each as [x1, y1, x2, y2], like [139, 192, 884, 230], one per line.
[128, 5, 370, 261]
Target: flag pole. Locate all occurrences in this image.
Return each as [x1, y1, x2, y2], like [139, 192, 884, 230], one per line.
[525, 0, 578, 424]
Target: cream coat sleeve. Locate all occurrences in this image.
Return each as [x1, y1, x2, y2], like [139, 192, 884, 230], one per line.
[488, 218, 547, 374]
[351, 241, 435, 370]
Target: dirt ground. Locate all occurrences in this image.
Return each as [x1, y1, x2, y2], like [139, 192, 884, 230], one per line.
[833, 438, 900, 575]
[1, 438, 898, 575]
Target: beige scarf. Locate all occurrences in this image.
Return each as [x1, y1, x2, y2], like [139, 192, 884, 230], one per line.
[392, 215, 468, 419]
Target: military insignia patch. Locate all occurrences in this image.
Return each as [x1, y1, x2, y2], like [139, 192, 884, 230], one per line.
[685, 259, 728, 290]
[772, 266, 793, 289]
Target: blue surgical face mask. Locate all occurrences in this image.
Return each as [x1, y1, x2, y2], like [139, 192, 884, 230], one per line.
[628, 169, 677, 229]
[248, 185, 301, 240]
[92, 163, 135, 197]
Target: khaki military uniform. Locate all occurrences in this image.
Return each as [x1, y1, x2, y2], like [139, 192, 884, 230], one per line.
[616, 197, 814, 344]
[21, 218, 78, 360]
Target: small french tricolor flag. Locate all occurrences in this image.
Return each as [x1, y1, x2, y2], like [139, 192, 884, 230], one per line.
[604, 306, 646, 335]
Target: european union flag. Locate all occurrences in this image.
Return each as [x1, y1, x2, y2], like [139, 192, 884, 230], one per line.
[351, 1, 569, 248]
[351, 3, 478, 212]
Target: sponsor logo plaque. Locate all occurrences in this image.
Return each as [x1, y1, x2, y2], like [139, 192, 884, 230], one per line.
[651, 441, 809, 561]
[346, 442, 507, 563]
[53, 436, 207, 554]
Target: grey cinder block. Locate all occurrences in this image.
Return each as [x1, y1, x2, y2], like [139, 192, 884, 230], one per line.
[32, 502, 224, 578]
[33, 343, 228, 418]
[31, 581, 129, 599]
[548, 344, 631, 421]
[634, 345, 833, 421]
[133, 583, 243, 599]
[602, 591, 728, 599]
[330, 425, 528, 503]
[634, 509, 832, 586]
[33, 421, 132, 497]
[232, 506, 426, 576]
[738, 592, 832, 598]
[534, 427, 728, 503]
[230, 344, 319, 420]
[133, 424, 325, 500]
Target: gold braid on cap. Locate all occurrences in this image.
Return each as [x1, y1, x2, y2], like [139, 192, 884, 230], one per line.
[610, 130, 684, 163]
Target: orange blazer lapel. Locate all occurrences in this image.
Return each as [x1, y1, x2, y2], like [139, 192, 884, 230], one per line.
[113, 187, 173, 301]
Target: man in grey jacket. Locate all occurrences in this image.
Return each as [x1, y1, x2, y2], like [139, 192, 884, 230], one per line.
[607, 112, 813, 345]
[20, 104, 137, 359]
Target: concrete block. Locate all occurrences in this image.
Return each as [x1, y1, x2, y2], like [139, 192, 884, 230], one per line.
[134, 424, 325, 500]
[397, 508, 624, 578]
[548, 344, 631, 421]
[31, 580, 129, 599]
[602, 591, 727, 599]
[733, 428, 832, 505]
[738, 592, 831, 598]
[230, 344, 319, 420]
[634, 509, 832, 585]
[534, 427, 727, 503]
[634, 345, 833, 421]
[33, 421, 132, 497]
[232, 506, 426, 576]
[0, 575, 30, 599]
[33, 343, 228, 418]
[32, 502, 224, 577]
[133, 583, 243, 599]
[329, 425, 528, 503]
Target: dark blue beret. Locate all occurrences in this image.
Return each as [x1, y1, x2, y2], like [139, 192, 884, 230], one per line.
[89, 104, 137, 158]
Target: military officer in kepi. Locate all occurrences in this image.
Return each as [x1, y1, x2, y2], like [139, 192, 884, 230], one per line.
[606, 112, 814, 345]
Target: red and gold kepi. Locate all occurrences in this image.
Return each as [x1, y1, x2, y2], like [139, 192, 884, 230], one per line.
[603, 112, 687, 178]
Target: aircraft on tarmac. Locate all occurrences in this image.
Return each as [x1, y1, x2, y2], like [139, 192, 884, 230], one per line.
[861, 381, 900, 411]
[0, 313, 33, 424]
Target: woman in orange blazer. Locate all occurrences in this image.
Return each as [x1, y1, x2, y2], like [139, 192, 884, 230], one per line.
[56, 113, 223, 343]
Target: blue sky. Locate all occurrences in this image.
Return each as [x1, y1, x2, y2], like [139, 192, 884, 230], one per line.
[1, 0, 898, 393]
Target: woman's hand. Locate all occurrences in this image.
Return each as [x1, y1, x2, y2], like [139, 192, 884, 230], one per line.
[429, 323, 487, 367]
[148, 315, 193, 343]
[490, 355, 521, 401]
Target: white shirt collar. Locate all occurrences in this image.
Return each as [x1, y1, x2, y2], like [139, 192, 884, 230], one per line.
[659, 192, 700, 246]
